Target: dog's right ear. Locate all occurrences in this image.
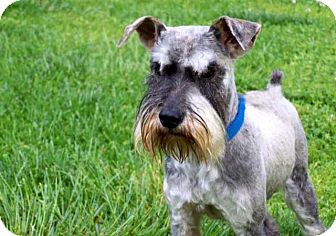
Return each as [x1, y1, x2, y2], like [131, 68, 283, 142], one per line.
[117, 16, 167, 50]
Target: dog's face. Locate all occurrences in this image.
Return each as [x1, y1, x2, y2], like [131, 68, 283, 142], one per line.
[118, 16, 261, 162]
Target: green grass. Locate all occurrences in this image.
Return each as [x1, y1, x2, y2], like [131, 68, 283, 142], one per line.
[0, 0, 335, 235]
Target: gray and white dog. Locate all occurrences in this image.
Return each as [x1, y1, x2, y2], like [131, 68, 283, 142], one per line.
[118, 15, 325, 236]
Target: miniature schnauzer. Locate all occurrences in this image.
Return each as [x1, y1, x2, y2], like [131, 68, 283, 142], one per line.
[118, 15, 325, 236]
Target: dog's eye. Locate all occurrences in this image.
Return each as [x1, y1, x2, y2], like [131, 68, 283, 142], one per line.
[199, 62, 218, 79]
[162, 63, 177, 76]
[185, 67, 196, 79]
[151, 62, 161, 75]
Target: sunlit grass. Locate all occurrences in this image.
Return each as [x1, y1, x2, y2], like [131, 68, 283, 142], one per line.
[0, 0, 335, 235]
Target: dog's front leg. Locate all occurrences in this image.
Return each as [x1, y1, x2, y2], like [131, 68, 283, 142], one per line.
[215, 181, 278, 236]
[220, 199, 267, 236]
[164, 159, 202, 236]
[227, 206, 279, 236]
[227, 206, 272, 236]
[168, 203, 201, 236]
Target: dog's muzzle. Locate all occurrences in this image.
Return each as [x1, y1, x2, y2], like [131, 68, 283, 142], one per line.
[134, 91, 226, 163]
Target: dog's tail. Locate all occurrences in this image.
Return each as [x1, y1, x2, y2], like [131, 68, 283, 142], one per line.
[266, 70, 284, 94]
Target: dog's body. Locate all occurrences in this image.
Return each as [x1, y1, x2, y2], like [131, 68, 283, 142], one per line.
[118, 16, 325, 236]
[164, 82, 308, 235]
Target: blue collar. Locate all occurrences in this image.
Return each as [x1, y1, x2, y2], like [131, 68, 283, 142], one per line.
[226, 95, 245, 142]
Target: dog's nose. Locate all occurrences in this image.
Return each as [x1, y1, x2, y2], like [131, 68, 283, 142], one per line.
[159, 108, 184, 129]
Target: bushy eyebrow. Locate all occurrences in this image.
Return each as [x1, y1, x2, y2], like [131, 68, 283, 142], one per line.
[151, 60, 221, 73]
[190, 61, 219, 74]
[206, 61, 219, 69]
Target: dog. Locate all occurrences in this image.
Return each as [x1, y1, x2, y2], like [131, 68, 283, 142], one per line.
[118, 15, 325, 236]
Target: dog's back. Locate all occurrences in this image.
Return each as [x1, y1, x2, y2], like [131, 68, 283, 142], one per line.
[245, 70, 300, 128]
[244, 71, 307, 196]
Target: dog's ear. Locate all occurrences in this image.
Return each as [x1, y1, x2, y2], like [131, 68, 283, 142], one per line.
[117, 16, 167, 50]
[210, 16, 261, 59]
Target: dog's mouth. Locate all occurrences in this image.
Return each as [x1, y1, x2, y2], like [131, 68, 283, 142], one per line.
[134, 111, 216, 163]
[165, 128, 186, 136]
[146, 128, 210, 163]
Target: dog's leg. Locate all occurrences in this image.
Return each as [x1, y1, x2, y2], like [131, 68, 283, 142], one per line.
[263, 211, 280, 236]
[283, 124, 325, 236]
[169, 203, 201, 236]
[217, 190, 268, 236]
[218, 185, 279, 236]
[231, 210, 279, 236]
[228, 207, 266, 236]
[284, 164, 325, 236]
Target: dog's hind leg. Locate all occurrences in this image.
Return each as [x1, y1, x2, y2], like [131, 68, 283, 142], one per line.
[284, 166, 325, 236]
[284, 131, 325, 236]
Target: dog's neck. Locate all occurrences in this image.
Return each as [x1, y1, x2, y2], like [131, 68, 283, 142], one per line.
[224, 75, 239, 128]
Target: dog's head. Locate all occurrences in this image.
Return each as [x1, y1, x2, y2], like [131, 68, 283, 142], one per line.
[118, 16, 261, 163]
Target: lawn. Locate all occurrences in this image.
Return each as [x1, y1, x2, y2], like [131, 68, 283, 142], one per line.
[0, 0, 335, 235]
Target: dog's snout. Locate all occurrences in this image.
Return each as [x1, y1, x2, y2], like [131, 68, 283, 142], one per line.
[159, 108, 184, 129]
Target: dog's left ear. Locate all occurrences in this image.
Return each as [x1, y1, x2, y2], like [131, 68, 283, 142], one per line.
[210, 16, 261, 59]
[117, 16, 167, 50]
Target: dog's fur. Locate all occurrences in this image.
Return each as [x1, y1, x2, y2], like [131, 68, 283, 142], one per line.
[118, 15, 325, 236]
